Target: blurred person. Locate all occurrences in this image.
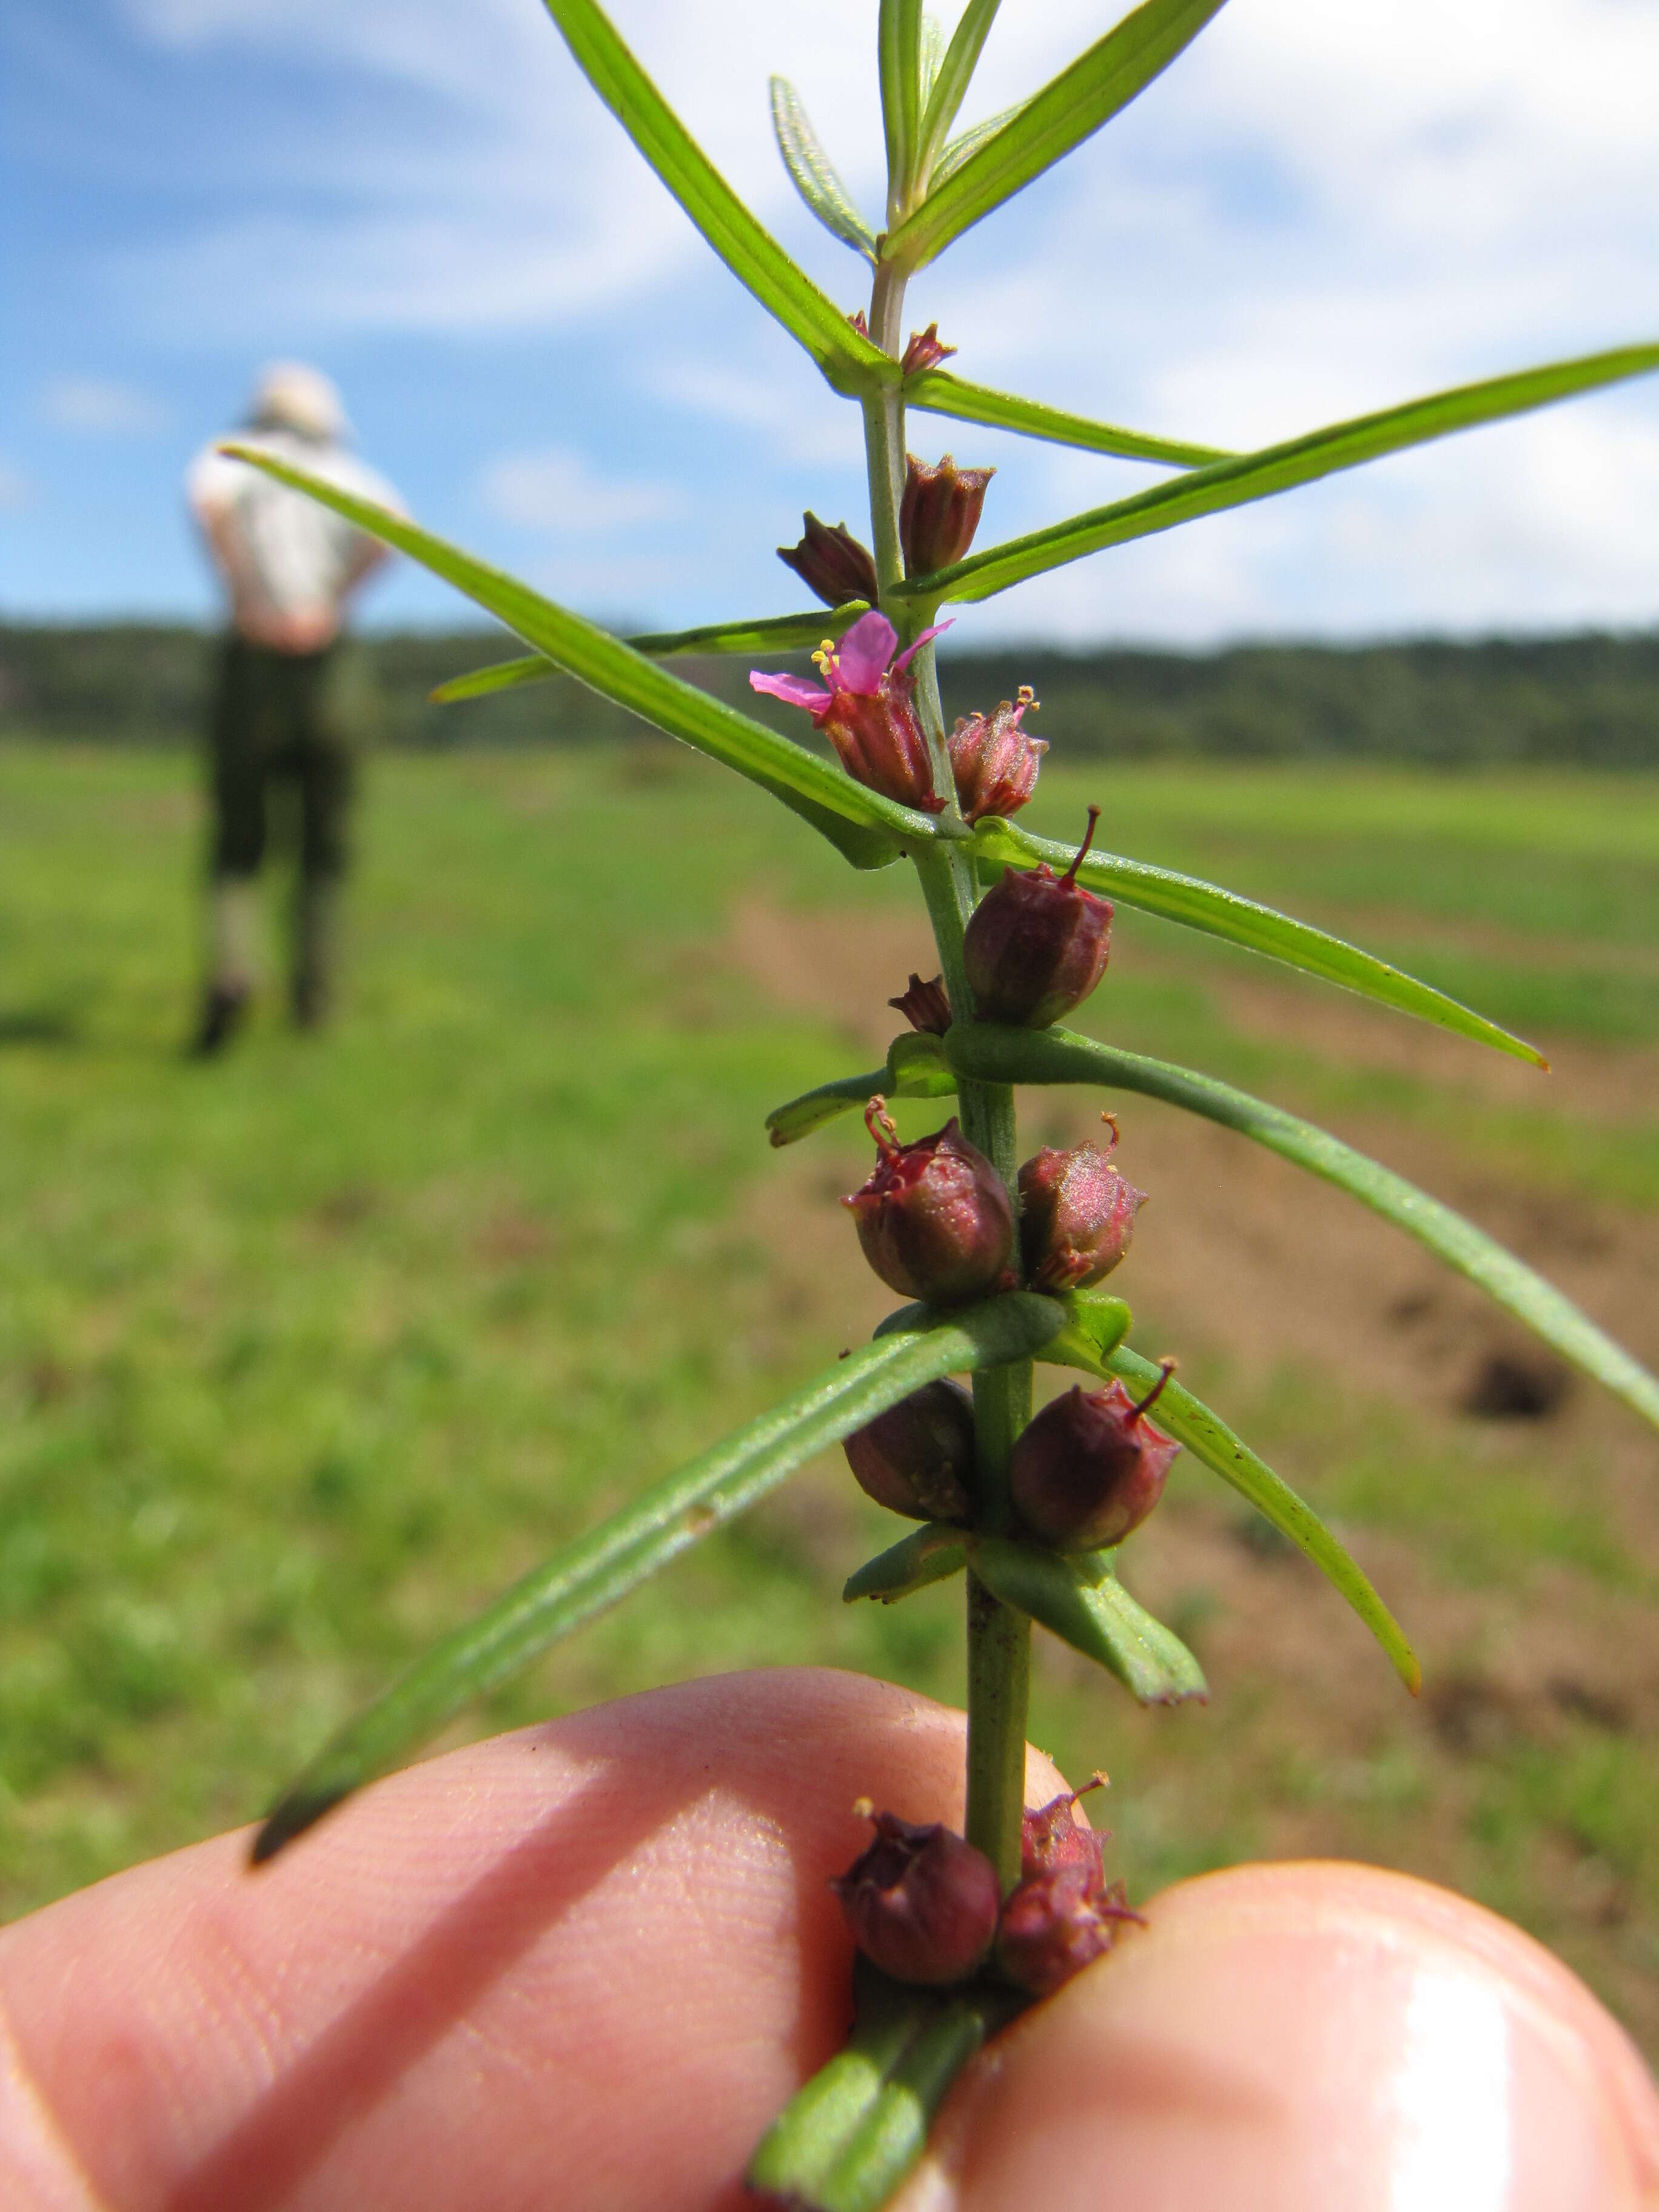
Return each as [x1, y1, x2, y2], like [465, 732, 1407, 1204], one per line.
[186, 363, 402, 1053]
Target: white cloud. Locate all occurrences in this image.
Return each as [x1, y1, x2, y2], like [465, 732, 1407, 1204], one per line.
[39, 376, 168, 435]
[479, 447, 686, 534]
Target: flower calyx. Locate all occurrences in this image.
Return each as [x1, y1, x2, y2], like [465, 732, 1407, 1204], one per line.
[995, 1860, 1142, 1999]
[962, 805, 1113, 1027]
[843, 1096, 1015, 1305]
[901, 452, 994, 577]
[900, 324, 957, 377]
[1022, 1774, 1110, 1880]
[948, 687, 1046, 823]
[832, 1805, 1000, 1986]
[1018, 1122, 1145, 1292]
[750, 609, 952, 815]
[843, 1378, 976, 1523]
[888, 971, 953, 1037]
[1008, 1362, 1181, 1552]
[776, 512, 880, 611]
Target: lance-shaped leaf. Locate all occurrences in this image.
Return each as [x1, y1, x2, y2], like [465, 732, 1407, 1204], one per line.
[771, 78, 878, 261]
[900, 341, 1659, 602]
[253, 1295, 1067, 1862]
[1047, 1290, 1134, 1372]
[931, 101, 1024, 187]
[970, 1535, 1207, 1704]
[1052, 1330, 1419, 1691]
[905, 368, 1230, 468]
[541, 0, 892, 394]
[430, 603, 873, 706]
[916, 0, 1001, 173]
[844, 1521, 970, 1604]
[883, 0, 1227, 271]
[947, 1022, 1659, 1440]
[750, 1961, 1020, 2212]
[220, 446, 927, 873]
[969, 814, 1543, 1063]
[880, 0, 924, 211]
[766, 1033, 956, 1148]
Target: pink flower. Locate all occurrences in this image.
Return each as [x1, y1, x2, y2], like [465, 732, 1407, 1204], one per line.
[751, 608, 953, 814]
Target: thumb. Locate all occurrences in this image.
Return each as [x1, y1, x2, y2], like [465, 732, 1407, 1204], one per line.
[898, 1860, 1659, 2212]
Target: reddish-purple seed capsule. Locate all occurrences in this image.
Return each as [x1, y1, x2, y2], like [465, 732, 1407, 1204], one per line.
[948, 689, 1047, 825]
[962, 807, 1113, 1028]
[775, 511, 879, 609]
[900, 452, 994, 578]
[843, 1098, 1016, 1307]
[1018, 1125, 1145, 1292]
[1008, 1366, 1181, 1552]
[831, 1807, 1001, 1986]
[843, 1378, 976, 1523]
[995, 1860, 1142, 1998]
[888, 971, 953, 1037]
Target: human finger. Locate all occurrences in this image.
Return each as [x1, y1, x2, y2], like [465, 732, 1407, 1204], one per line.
[897, 1857, 1659, 2211]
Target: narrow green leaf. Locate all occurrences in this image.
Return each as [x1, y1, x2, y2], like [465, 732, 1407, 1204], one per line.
[220, 446, 927, 873]
[1115, 1343, 1420, 1691]
[930, 101, 1024, 187]
[429, 603, 872, 706]
[747, 1963, 923, 2203]
[918, 11, 947, 109]
[844, 1523, 969, 1604]
[880, 0, 923, 211]
[969, 814, 1543, 1063]
[902, 341, 1659, 602]
[884, 0, 1227, 270]
[768, 1070, 887, 1149]
[916, 0, 1002, 172]
[813, 1994, 1008, 2212]
[253, 1295, 1067, 1860]
[540, 0, 892, 394]
[947, 1023, 1659, 1440]
[771, 79, 878, 261]
[905, 368, 1230, 468]
[1047, 1290, 1134, 1372]
[765, 1034, 954, 1150]
[970, 1536, 1207, 1704]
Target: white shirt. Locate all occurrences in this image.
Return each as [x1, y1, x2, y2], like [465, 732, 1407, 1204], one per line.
[187, 429, 403, 624]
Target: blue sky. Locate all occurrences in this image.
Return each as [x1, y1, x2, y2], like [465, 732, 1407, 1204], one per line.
[5, 0, 1659, 643]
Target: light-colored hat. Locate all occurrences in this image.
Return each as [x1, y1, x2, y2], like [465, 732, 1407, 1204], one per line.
[250, 361, 348, 442]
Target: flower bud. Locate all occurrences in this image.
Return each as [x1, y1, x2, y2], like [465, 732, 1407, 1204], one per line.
[1022, 1775, 1109, 1881]
[948, 688, 1046, 823]
[832, 1806, 1000, 1985]
[900, 323, 956, 377]
[901, 452, 994, 577]
[1017, 1127, 1145, 1292]
[776, 512, 880, 610]
[962, 807, 1113, 1028]
[844, 1378, 976, 1523]
[844, 1098, 1016, 1306]
[1008, 1367, 1181, 1552]
[995, 1862, 1141, 1998]
[888, 971, 952, 1037]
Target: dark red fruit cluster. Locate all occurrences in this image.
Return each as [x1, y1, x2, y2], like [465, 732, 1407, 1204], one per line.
[832, 1785, 1139, 1998]
[1017, 1124, 1145, 1292]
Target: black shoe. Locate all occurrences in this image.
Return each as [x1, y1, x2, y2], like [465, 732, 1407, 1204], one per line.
[191, 985, 250, 1057]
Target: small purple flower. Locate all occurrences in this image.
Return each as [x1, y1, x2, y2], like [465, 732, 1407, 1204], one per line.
[901, 324, 957, 376]
[751, 609, 953, 814]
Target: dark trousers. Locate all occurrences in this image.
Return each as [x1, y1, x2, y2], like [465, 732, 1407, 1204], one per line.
[209, 637, 355, 885]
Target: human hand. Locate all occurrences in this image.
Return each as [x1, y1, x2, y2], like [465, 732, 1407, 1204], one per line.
[0, 1670, 1652, 2210]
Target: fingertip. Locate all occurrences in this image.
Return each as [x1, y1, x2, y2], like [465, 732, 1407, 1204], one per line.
[900, 1860, 1659, 2211]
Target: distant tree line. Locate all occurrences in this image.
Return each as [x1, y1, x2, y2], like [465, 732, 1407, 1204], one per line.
[4, 620, 1658, 766]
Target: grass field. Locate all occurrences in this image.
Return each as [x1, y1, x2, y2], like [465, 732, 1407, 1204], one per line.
[2, 734, 1657, 2056]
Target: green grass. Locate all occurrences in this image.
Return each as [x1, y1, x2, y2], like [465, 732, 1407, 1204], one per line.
[2, 739, 1657, 2052]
